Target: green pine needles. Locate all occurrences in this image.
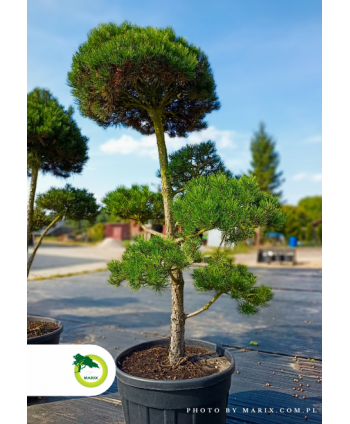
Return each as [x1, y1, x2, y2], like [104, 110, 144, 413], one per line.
[35, 185, 100, 222]
[27, 88, 89, 177]
[108, 237, 201, 292]
[193, 255, 273, 316]
[107, 172, 284, 317]
[103, 185, 164, 225]
[172, 173, 285, 244]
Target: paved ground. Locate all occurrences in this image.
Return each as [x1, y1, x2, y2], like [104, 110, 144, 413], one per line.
[28, 242, 322, 280]
[28, 268, 322, 358]
[27, 242, 125, 280]
[27, 267, 322, 423]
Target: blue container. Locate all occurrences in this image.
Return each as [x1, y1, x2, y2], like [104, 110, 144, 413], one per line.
[289, 236, 298, 247]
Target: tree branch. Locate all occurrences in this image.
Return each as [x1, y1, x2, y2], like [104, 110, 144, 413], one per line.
[175, 228, 207, 244]
[173, 187, 185, 195]
[162, 110, 177, 116]
[27, 215, 61, 277]
[186, 292, 223, 319]
[119, 90, 151, 111]
[168, 271, 180, 284]
[27, 166, 39, 251]
[140, 224, 167, 238]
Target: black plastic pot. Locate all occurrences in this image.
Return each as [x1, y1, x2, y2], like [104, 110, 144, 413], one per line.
[115, 338, 235, 424]
[27, 315, 64, 345]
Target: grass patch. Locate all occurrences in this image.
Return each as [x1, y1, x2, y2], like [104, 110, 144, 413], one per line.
[38, 236, 99, 246]
[204, 242, 256, 258]
[28, 267, 108, 281]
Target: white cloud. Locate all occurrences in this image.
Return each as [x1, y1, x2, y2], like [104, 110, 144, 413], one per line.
[184, 126, 239, 149]
[311, 173, 322, 182]
[292, 172, 322, 182]
[293, 172, 307, 181]
[101, 134, 158, 159]
[305, 135, 322, 143]
[100, 126, 240, 160]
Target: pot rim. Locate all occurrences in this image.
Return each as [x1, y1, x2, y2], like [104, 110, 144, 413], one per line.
[27, 315, 64, 344]
[115, 338, 235, 391]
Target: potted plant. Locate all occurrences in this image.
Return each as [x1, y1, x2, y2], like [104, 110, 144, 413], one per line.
[27, 185, 99, 344]
[68, 22, 285, 423]
[27, 89, 93, 344]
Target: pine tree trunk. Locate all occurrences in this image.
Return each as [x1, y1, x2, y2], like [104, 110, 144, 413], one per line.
[152, 113, 176, 237]
[152, 112, 186, 364]
[27, 215, 61, 276]
[27, 166, 39, 251]
[255, 225, 261, 247]
[169, 271, 185, 363]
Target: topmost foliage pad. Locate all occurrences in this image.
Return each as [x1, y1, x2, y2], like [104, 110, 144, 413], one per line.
[68, 22, 219, 136]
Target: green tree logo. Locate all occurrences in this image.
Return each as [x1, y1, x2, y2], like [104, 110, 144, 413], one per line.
[73, 354, 100, 373]
[73, 354, 108, 388]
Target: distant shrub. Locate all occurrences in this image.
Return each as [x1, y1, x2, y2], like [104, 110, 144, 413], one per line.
[87, 223, 105, 242]
[305, 223, 313, 243]
[317, 224, 322, 245]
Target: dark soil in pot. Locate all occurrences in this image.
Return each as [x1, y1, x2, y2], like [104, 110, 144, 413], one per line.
[120, 344, 231, 380]
[27, 320, 60, 339]
[27, 316, 63, 344]
[115, 338, 235, 424]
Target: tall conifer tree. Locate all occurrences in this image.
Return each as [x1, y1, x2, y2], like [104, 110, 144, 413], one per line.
[249, 123, 284, 245]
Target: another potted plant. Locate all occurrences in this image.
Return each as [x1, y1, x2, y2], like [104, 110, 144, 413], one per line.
[27, 184, 99, 344]
[27, 89, 94, 344]
[69, 22, 285, 423]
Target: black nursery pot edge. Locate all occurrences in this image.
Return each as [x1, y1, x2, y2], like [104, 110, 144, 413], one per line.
[115, 338, 235, 424]
[27, 315, 64, 345]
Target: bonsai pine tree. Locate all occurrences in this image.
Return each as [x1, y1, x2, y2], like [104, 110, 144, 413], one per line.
[249, 122, 284, 245]
[27, 184, 99, 276]
[68, 22, 285, 364]
[27, 88, 89, 250]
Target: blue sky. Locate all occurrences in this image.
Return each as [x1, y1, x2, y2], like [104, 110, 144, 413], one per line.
[28, 0, 322, 205]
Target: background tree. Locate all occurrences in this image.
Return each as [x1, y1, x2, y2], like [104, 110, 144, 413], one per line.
[249, 123, 284, 245]
[157, 140, 233, 195]
[27, 184, 99, 276]
[317, 224, 322, 245]
[305, 223, 313, 243]
[87, 223, 106, 242]
[298, 196, 322, 222]
[281, 205, 305, 241]
[27, 88, 89, 250]
[69, 22, 285, 364]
